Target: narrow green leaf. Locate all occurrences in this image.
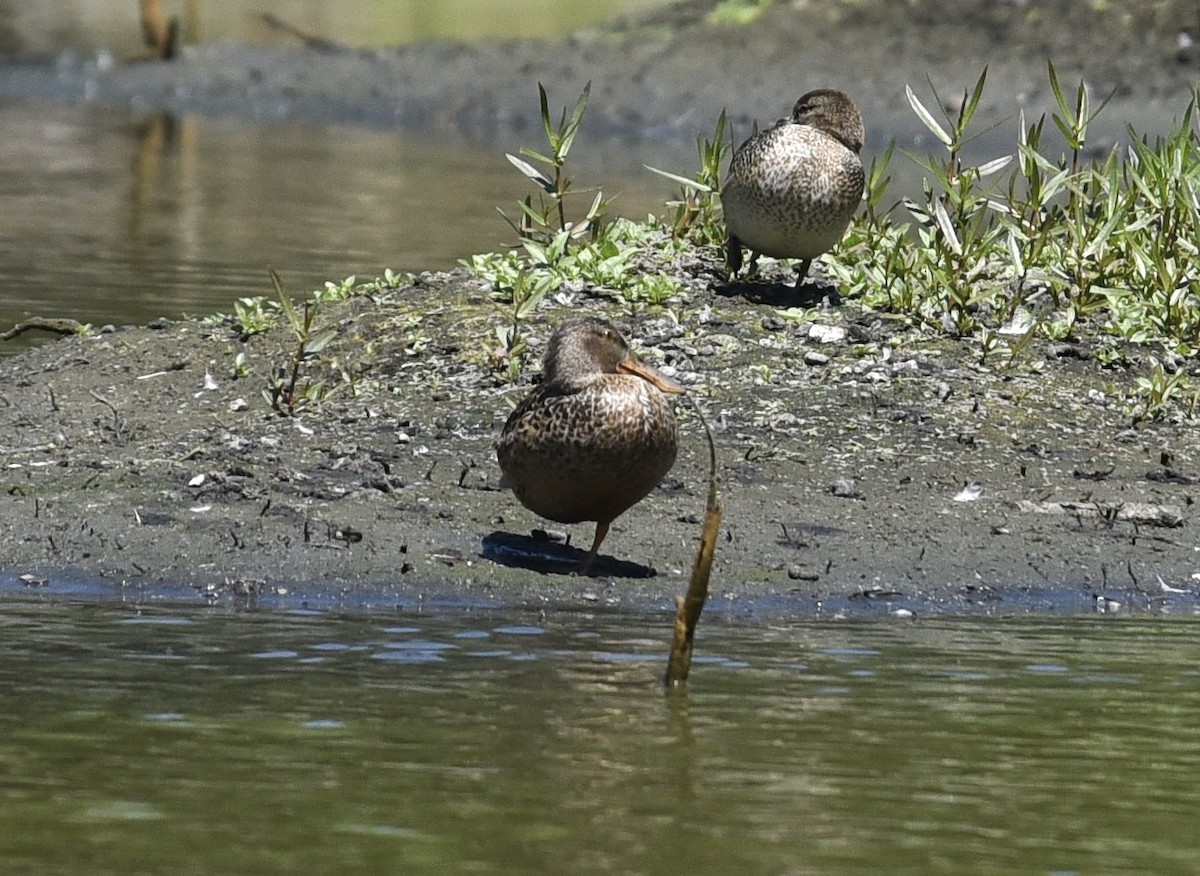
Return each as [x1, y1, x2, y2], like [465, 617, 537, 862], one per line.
[977, 155, 1014, 177]
[306, 327, 338, 355]
[521, 239, 548, 264]
[644, 164, 715, 192]
[518, 147, 554, 165]
[270, 268, 301, 332]
[1047, 61, 1071, 122]
[931, 197, 962, 255]
[960, 67, 989, 131]
[558, 81, 591, 161]
[538, 83, 553, 150]
[495, 206, 523, 237]
[1050, 113, 1077, 149]
[1007, 231, 1025, 275]
[902, 196, 931, 225]
[906, 84, 952, 146]
[1073, 78, 1089, 128]
[583, 189, 604, 222]
[506, 153, 555, 193]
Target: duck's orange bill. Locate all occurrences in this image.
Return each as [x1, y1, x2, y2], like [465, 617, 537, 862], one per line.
[619, 355, 686, 395]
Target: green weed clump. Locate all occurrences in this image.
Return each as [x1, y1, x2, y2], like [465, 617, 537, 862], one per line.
[463, 65, 1197, 414]
[500, 81, 609, 246]
[465, 82, 691, 381]
[645, 109, 731, 245]
[204, 269, 409, 414]
[827, 64, 1200, 418]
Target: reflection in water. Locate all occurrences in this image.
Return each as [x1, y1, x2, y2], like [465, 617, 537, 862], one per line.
[128, 110, 189, 247]
[2, 598, 1199, 874]
[0, 0, 665, 58]
[0, 96, 683, 343]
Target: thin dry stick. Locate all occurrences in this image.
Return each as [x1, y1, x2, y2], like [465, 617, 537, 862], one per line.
[258, 13, 347, 52]
[665, 395, 722, 687]
[138, 0, 178, 59]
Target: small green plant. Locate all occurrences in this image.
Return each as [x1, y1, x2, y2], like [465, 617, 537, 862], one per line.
[263, 269, 339, 415]
[620, 273, 683, 313]
[749, 363, 773, 384]
[1132, 359, 1191, 421]
[488, 268, 556, 382]
[501, 82, 610, 248]
[902, 69, 1013, 334]
[233, 296, 276, 336]
[645, 109, 732, 244]
[465, 217, 687, 381]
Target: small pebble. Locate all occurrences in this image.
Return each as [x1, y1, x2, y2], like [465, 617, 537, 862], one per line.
[830, 478, 860, 498]
[808, 324, 846, 344]
[803, 351, 830, 366]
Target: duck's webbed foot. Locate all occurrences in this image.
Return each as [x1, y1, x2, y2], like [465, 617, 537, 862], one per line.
[724, 236, 744, 278]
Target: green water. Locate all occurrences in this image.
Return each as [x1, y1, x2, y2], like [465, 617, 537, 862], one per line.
[3, 1, 665, 55]
[2, 598, 1199, 875]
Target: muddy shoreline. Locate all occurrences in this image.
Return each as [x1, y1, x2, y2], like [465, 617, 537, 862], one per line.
[2, 259, 1197, 617]
[2, 1, 1199, 615]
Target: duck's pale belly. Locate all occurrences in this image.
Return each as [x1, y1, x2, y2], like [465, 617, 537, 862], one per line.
[721, 125, 863, 259]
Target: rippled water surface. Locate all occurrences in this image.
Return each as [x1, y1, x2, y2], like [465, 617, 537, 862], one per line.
[3, 598, 1199, 874]
[0, 97, 678, 345]
[0, 1, 682, 347]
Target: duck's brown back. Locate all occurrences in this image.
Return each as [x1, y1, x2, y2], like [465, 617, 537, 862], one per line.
[497, 375, 678, 525]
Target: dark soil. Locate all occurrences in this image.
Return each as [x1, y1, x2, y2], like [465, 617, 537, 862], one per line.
[2, 0, 1199, 615]
[2, 255, 1197, 616]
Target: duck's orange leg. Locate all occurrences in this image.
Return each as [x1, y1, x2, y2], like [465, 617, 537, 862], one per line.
[577, 520, 611, 575]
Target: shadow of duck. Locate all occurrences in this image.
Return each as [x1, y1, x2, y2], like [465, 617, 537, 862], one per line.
[481, 531, 657, 579]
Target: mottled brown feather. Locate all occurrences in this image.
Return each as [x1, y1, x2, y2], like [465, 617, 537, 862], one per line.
[496, 317, 680, 571]
[721, 88, 865, 280]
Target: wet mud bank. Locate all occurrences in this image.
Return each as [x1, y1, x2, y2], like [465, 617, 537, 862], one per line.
[2, 1, 1199, 614]
[2, 263, 1198, 617]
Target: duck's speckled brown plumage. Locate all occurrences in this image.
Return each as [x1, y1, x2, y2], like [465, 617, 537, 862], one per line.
[721, 88, 865, 282]
[496, 317, 682, 573]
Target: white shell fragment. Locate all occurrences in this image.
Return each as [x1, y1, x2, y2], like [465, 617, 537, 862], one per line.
[953, 482, 984, 502]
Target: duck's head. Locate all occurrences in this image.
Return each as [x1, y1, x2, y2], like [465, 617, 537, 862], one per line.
[791, 89, 865, 154]
[542, 317, 684, 395]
